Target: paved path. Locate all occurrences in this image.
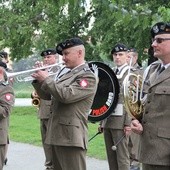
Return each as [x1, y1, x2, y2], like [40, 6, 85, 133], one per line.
[14, 98, 32, 106]
[3, 141, 109, 170]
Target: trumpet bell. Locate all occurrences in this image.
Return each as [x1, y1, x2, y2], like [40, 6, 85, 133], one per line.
[123, 73, 143, 120]
[32, 97, 40, 107]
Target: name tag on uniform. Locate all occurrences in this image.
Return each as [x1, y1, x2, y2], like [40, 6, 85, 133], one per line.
[111, 104, 123, 116]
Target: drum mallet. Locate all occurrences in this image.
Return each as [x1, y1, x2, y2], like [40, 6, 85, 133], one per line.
[88, 132, 101, 142]
[111, 134, 126, 151]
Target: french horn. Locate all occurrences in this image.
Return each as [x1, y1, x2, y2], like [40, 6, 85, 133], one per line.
[123, 72, 143, 120]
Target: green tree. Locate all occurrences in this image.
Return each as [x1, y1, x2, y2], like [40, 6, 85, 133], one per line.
[0, 0, 170, 64]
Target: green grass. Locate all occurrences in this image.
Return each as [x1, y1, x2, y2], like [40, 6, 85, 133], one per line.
[13, 82, 34, 98]
[9, 106, 107, 160]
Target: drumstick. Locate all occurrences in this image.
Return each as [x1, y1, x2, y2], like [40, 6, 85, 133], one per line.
[111, 134, 125, 151]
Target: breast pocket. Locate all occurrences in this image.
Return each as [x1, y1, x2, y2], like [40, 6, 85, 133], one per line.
[155, 86, 170, 95]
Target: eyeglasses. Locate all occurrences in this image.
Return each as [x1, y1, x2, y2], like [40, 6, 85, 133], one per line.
[152, 37, 170, 44]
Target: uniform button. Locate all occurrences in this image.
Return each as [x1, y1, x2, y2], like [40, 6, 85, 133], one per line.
[143, 121, 146, 124]
[147, 101, 150, 104]
[145, 111, 148, 114]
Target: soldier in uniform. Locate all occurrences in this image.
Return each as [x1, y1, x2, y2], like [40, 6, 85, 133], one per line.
[0, 51, 13, 165]
[127, 48, 143, 170]
[99, 43, 132, 170]
[32, 48, 60, 170]
[31, 37, 98, 170]
[0, 66, 15, 169]
[131, 22, 170, 170]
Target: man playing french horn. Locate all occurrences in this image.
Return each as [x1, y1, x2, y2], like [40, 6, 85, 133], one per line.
[99, 43, 139, 170]
[131, 22, 170, 170]
[31, 48, 60, 170]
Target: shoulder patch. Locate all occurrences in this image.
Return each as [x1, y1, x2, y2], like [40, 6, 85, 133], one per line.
[5, 93, 12, 101]
[79, 79, 88, 88]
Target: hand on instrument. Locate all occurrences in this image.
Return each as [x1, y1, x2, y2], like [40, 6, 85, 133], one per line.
[123, 125, 131, 136]
[98, 125, 103, 133]
[131, 119, 143, 135]
[31, 69, 49, 83]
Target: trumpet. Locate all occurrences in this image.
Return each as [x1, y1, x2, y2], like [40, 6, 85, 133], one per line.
[6, 62, 64, 82]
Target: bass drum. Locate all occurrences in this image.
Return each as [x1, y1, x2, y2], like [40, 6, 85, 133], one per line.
[88, 61, 120, 122]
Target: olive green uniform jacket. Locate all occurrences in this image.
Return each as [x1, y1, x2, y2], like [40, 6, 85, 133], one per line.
[140, 61, 170, 166]
[32, 63, 98, 149]
[0, 82, 15, 169]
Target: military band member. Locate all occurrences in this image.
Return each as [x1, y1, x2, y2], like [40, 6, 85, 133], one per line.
[34, 48, 60, 170]
[131, 22, 170, 170]
[0, 66, 15, 169]
[31, 37, 98, 170]
[99, 43, 132, 170]
[0, 51, 13, 166]
[127, 48, 143, 170]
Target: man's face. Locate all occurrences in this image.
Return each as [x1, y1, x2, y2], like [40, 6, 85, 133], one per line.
[43, 54, 58, 65]
[127, 52, 137, 66]
[112, 51, 128, 67]
[152, 34, 170, 61]
[62, 46, 81, 69]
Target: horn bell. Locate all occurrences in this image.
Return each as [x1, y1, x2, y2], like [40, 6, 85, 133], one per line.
[123, 73, 143, 120]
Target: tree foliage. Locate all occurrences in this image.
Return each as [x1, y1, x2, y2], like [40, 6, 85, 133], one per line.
[0, 0, 170, 64]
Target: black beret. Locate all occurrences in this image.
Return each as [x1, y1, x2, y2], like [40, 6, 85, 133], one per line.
[0, 51, 8, 58]
[41, 48, 57, 57]
[111, 43, 128, 54]
[56, 37, 84, 55]
[0, 61, 7, 69]
[151, 22, 170, 38]
[128, 47, 137, 52]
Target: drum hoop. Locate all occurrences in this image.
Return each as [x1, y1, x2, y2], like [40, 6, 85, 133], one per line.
[88, 61, 119, 122]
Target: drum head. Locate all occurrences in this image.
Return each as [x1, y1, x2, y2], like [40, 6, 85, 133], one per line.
[88, 61, 119, 122]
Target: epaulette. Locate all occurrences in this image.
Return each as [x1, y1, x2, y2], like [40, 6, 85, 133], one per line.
[130, 67, 137, 71]
[84, 67, 91, 72]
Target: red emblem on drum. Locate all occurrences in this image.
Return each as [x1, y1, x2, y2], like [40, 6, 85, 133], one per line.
[80, 79, 88, 88]
[5, 94, 11, 101]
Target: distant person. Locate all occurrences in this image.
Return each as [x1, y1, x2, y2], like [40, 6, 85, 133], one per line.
[0, 66, 15, 169]
[31, 37, 98, 170]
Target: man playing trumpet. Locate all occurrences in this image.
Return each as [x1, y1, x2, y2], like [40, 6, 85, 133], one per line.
[31, 37, 98, 170]
[31, 48, 60, 170]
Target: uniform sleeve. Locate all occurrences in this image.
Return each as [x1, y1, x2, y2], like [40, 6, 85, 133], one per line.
[0, 86, 15, 119]
[41, 72, 97, 104]
[32, 80, 51, 100]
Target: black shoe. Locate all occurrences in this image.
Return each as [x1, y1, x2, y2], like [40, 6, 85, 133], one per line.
[4, 158, 8, 165]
